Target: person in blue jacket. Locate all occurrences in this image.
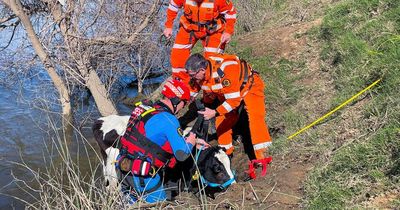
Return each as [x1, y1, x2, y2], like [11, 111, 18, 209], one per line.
[117, 79, 208, 203]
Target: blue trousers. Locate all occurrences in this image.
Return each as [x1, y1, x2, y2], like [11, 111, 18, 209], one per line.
[120, 172, 167, 203]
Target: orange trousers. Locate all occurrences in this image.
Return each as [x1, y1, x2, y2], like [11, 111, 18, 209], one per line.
[216, 74, 272, 160]
[171, 27, 225, 85]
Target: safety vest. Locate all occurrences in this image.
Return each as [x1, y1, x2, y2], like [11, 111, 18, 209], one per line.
[201, 54, 254, 94]
[179, 0, 225, 33]
[120, 100, 176, 168]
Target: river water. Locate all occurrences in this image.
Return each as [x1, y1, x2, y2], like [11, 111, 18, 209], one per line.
[0, 83, 46, 209]
[0, 74, 164, 209]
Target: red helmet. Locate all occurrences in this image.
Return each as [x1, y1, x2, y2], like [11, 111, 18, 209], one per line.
[161, 79, 190, 102]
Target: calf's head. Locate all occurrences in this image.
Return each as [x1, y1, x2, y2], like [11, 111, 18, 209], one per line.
[196, 146, 235, 190]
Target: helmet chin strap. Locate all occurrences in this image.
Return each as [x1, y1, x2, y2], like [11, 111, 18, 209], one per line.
[170, 97, 181, 114]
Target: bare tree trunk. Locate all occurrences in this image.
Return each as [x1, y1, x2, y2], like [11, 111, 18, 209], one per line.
[149, 76, 170, 101]
[48, 1, 118, 116]
[4, 0, 164, 117]
[4, 0, 72, 121]
[138, 79, 143, 94]
[85, 69, 118, 116]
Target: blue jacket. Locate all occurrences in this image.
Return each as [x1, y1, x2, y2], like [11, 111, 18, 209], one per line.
[143, 102, 193, 161]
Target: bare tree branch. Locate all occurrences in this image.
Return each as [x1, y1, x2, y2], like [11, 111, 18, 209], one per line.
[127, 0, 161, 44]
[81, 0, 105, 34]
[0, 13, 17, 24]
[1, 0, 167, 117]
[3, 0, 72, 119]
[0, 19, 19, 51]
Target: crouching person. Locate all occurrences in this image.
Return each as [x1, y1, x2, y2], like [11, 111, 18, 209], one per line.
[186, 53, 273, 179]
[116, 79, 204, 203]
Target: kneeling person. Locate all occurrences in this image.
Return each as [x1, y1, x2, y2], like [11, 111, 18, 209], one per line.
[117, 80, 203, 203]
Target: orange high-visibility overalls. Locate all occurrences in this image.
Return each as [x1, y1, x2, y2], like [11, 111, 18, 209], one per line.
[165, 0, 236, 96]
[194, 54, 272, 160]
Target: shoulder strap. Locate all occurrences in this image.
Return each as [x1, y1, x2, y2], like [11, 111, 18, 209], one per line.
[122, 129, 173, 163]
[207, 60, 213, 78]
[240, 59, 250, 91]
[129, 101, 162, 126]
[217, 67, 225, 78]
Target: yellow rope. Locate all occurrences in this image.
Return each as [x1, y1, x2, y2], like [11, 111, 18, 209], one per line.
[288, 78, 382, 140]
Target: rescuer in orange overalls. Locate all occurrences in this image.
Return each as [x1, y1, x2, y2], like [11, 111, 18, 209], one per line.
[163, 0, 237, 96]
[185, 53, 272, 162]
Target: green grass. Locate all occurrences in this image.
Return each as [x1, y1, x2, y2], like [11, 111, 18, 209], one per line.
[306, 126, 400, 209]
[227, 41, 305, 109]
[182, 2, 399, 208]
[232, 0, 288, 34]
[304, 0, 400, 208]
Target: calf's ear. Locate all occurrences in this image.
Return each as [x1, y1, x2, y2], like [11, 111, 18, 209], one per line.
[92, 120, 105, 142]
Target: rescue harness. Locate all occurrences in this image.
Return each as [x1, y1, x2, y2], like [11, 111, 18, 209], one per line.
[208, 56, 257, 94]
[180, 0, 226, 37]
[118, 100, 176, 178]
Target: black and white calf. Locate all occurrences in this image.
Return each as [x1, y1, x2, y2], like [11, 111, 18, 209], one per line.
[92, 115, 130, 189]
[92, 115, 235, 196]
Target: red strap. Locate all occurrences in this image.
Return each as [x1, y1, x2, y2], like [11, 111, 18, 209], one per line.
[132, 159, 151, 176]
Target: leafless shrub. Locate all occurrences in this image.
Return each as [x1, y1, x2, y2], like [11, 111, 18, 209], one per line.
[1, 0, 169, 117]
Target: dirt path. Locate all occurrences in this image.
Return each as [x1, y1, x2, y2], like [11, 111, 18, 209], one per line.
[235, 19, 324, 209]
[221, 145, 313, 210]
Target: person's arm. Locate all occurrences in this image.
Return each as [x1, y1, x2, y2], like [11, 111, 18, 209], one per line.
[215, 62, 242, 116]
[164, 0, 184, 37]
[198, 62, 242, 119]
[217, 0, 237, 35]
[164, 116, 195, 161]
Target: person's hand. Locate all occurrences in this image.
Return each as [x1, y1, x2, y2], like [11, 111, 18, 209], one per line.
[198, 107, 216, 120]
[195, 138, 210, 149]
[163, 28, 173, 39]
[185, 132, 196, 145]
[189, 94, 197, 103]
[221, 32, 232, 44]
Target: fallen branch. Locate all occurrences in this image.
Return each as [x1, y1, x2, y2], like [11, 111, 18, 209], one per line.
[265, 201, 278, 209]
[249, 182, 260, 202]
[262, 182, 277, 203]
[273, 191, 301, 199]
[241, 187, 245, 208]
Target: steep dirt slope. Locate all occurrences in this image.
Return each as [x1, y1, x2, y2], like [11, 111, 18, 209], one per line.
[224, 18, 328, 210]
[170, 16, 333, 210]
[170, 1, 387, 209]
